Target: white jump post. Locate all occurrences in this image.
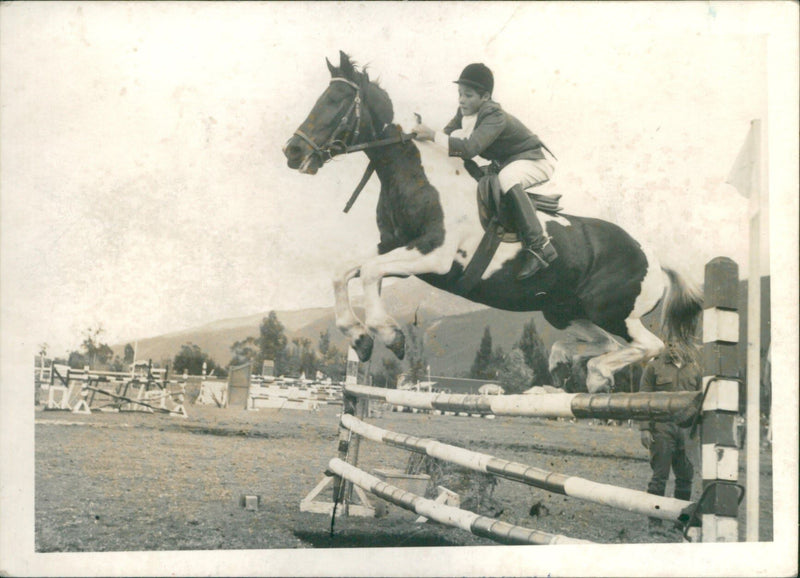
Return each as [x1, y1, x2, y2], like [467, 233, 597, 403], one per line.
[701, 257, 743, 542]
[331, 348, 369, 516]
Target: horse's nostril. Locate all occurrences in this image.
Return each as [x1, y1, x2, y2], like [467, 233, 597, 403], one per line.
[285, 144, 302, 159]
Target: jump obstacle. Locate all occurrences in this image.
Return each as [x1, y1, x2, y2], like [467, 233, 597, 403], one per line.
[42, 361, 188, 418]
[302, 257, 746, 545]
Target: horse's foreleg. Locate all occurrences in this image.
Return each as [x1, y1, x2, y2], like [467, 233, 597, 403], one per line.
[332, 263, 373, 362]
[359, 245, 455, 359]
[585, 318, 664, 393]
[549, 320, 622, 390]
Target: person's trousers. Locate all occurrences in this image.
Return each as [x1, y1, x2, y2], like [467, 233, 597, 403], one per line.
[647, 423, 694, 501]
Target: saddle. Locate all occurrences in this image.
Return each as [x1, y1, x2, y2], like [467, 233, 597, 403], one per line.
[455, 160, 563, 295]
[476, 172, 563, 243]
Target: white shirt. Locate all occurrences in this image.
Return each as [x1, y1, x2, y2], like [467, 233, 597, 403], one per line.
[434, 113, 477, 148]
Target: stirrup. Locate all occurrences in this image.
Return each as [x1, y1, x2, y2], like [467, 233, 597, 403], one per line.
[529, 236, 557, 263]
[524, 246, 551, 268]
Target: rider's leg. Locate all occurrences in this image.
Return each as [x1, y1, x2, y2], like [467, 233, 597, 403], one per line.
[499, 159, 558, 280]
[506, 185, 558, 279]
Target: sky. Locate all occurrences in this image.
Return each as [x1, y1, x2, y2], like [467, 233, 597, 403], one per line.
[0, 1, 793, 357]
[1, 3, 798, 575]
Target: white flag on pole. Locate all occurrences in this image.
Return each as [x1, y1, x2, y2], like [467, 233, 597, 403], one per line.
[726, 122, 760, 198]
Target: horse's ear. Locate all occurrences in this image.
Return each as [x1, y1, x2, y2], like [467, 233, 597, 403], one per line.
[326, 57, 336, 76]
[339, 50, 354, 79]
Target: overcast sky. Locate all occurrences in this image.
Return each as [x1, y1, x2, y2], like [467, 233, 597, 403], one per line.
[1, 3, 798, 575]
[0, 2, 793, 356]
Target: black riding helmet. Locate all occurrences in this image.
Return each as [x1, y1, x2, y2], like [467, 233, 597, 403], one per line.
[454, 63, 494, 95]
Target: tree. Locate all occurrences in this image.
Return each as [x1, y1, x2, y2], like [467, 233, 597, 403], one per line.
[517, 318, 552, 385]
[123, 343, 135, 364]
[405, 322, 428, 385]
[470, 326, 496, 380]
[79, 325, 114, 368]
[258, 311, 288, 374]
[497, 348, 534, 394]
[320, 343, 346, 381]
[298, 337, 318, 378]
[173, 343, 219, 376]
[318, 329, 331, 356]
[490, 345, 506, 379]
[230, 336, 260, 368]
[372, 357, 402, 388]
[68, 350, 88, 369]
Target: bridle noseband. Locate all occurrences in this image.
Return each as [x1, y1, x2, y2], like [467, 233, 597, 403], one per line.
[292, 77, 373, 164]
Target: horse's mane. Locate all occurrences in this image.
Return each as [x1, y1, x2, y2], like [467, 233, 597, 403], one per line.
[331, 51, 394, 128]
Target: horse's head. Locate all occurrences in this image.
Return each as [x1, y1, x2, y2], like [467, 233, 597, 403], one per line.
[284, 51, 393, 175]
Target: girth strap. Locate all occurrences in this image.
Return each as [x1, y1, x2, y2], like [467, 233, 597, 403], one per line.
[454, 218, 504, 296]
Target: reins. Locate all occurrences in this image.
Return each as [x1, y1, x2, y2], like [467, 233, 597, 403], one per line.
[291, 76, 414, 213]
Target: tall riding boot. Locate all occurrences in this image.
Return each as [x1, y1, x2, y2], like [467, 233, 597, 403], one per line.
[507, 185, 558, 280]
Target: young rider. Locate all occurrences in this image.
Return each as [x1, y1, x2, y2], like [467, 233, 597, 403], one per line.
[411, 63, 557, 280]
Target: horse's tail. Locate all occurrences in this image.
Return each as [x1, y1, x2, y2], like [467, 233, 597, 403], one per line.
[660, 268, 703, 349]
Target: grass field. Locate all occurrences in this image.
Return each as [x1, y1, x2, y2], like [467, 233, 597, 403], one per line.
[35, 402, 773, 552]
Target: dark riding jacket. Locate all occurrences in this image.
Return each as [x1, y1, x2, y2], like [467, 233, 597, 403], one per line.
[443, 100, 546, 169]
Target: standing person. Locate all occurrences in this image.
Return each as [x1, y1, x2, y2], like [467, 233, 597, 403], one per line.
[411, 63, 558, 280]
[638, 340, 702, 533]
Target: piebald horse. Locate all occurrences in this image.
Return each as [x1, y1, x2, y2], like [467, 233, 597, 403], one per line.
[283, 52, 702, 393]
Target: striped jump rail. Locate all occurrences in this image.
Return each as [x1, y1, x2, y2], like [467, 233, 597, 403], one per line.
[327, 458, 593, 545]
[345, 384, 701, 423]
[341, 413, 693, 522]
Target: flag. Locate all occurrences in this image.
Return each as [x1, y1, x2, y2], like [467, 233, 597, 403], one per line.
[726, 120, 761, 198]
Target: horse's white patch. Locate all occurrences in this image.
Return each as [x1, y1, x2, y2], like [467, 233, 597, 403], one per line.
[631, 243, 666, 318]
[540, 212, 571, 228]
[482, 242, 521, 278]
[412, 140, 572, 278]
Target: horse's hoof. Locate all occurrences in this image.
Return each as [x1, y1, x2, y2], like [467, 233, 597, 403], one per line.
[585, 372, 612, 394]
[386, 329, 405, 360]
[353, 334, 374, 362]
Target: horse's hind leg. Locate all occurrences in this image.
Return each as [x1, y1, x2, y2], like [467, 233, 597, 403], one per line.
[332, 263, 373, 362]
[584, 318, 664, 393]
[549, 320, 622, 389]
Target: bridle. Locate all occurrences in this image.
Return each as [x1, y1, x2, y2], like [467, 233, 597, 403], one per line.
[292, 77, 374, 164]
[291, 75, 414, 212]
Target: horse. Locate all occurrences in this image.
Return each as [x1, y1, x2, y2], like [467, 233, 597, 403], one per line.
[283, 51, 702, 393]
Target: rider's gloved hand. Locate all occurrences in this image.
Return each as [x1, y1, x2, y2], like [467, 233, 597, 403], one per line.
[411, 123, 434, 141]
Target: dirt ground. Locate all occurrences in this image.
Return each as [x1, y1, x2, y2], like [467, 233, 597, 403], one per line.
[35, 403, 773, 552]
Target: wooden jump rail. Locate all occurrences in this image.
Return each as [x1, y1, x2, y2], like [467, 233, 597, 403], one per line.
[327, 458, 593, 545]
[344, 383, 701, 423]
[340, 413, 693, 522]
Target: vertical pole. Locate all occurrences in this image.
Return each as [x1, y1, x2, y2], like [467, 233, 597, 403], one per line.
[333, 348, 365, 515]
[701, 257, 742, 542]
[745, 118, 765, 542]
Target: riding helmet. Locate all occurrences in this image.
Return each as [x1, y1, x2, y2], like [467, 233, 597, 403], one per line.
[454, 63, 494, 95]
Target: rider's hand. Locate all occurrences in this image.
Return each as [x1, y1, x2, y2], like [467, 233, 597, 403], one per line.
[640, 430, 654, 449]
[411, 123, 435, 141]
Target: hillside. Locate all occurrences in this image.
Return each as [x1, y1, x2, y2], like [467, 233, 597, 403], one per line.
[114, 275, 770, 379]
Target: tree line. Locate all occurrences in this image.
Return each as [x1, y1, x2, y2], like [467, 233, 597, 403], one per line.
[48, 314, 637, 392]
[468, 319, 552, 394]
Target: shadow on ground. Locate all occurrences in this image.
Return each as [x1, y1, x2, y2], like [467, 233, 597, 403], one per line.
[293, 529, 463, 548]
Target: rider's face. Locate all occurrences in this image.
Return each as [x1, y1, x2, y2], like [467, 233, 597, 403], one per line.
[458, 85, 489, 116]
